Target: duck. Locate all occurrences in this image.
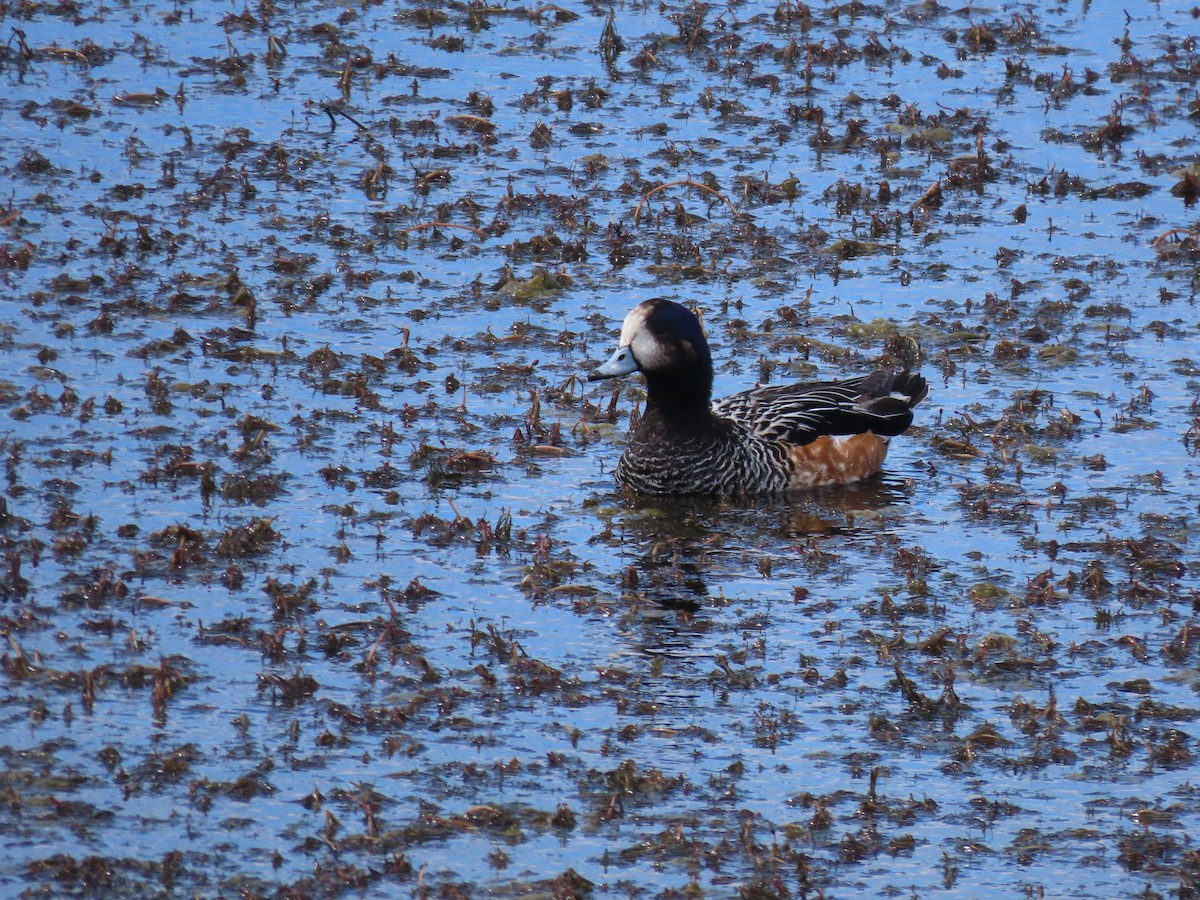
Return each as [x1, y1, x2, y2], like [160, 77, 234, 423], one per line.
[587, 298, 928, 495]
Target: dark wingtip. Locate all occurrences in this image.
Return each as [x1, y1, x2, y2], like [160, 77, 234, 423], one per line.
[895, 373, 929, 408]
[856, 371, 928, 437]
[860, 370, 929, 408]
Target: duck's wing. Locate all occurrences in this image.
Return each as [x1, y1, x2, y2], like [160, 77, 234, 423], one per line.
[713, 371, 928, 447]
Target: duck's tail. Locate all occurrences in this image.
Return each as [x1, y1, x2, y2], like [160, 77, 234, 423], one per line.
[857, 371, 929, 437]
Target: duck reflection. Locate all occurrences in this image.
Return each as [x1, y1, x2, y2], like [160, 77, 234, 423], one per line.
[600, 474, 918, 610]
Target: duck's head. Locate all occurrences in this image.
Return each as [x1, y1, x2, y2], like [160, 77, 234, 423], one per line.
[588, 299, 711, 381]
[588, 299, 714, 413]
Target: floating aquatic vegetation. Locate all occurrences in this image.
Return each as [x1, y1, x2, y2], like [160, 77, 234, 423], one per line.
[2, 0, 1200, 896]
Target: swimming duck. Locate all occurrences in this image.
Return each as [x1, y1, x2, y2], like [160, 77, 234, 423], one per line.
[588, 298, 928, 495]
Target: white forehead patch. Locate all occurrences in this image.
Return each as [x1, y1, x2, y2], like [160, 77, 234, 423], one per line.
[618, 302, 653, 348]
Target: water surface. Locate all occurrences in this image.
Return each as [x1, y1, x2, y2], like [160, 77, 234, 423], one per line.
[2, 0, 1200, 896]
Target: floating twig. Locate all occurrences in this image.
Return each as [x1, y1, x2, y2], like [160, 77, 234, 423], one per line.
[322, 103, 368, 132]
[633, 179, 739, 225]
[530, 4, 579, 23]
[1151, 227, 1198, 249]
[911, 178, 943, 211]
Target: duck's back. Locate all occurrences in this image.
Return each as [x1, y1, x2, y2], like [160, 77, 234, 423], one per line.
[714, 371, 926, 445]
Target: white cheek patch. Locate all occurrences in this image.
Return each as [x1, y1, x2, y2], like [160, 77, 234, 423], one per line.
[630, 330, 669, 370]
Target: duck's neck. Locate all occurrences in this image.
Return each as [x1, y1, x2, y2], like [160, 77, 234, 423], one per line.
[643, 366, 714, 422]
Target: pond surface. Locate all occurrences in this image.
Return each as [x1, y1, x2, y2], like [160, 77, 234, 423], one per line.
[2, 0, 1200, 896]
